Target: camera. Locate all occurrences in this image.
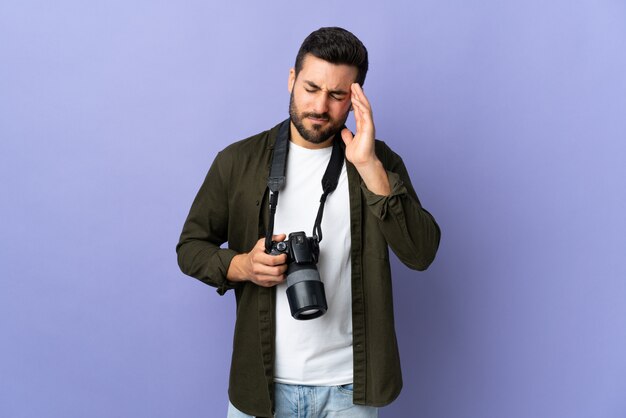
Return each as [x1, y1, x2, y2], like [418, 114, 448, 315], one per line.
[270, 231, 328, 320]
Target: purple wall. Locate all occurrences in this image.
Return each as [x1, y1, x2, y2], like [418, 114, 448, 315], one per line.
[1, 1, 625, 417]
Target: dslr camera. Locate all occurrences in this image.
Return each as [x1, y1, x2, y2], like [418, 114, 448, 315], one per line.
[270, 231, 327, 320]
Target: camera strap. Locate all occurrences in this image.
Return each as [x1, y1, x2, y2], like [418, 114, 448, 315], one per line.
[265, 118, 345, 251]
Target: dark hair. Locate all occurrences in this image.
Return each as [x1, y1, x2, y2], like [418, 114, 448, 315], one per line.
[294, 27, 369, 86]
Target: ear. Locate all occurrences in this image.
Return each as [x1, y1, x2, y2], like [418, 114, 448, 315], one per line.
[288, 68, 296, 94]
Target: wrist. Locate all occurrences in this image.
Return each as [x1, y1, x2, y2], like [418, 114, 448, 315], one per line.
[227, 253, 250, 282]
[355, 159, 391, 196]
[353, 157, 382, 173]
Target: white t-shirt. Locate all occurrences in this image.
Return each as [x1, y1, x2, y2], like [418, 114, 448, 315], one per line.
[273, 141, 353, 386]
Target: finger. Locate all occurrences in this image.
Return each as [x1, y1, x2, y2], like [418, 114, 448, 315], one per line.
[351, 96, 363, 130]
[351, 90, 372, 118]
[352, 94, 373, 127]
[259, 233, 287, 248]
[341, 128, 354, 146]
[351, 84, 364, 107]
[352, 83, 371, 108]
[255, 275, 286, 287]
[253, 262, 288, 277]
[258, 270, 287, 280]
[257, 251, 288, 266]
[351, 92, 373, 129]
[253, 242, 287, 260]
[273, 233, 287, 242]
[351, 90, 368, 113]
[257, 233, 287, 250]
[351, 88, 363, 110]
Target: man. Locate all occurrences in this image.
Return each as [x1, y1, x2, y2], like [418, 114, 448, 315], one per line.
[177, 27, 440, 418]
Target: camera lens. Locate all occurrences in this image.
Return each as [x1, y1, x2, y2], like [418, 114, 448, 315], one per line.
[286, 263, 327, 320]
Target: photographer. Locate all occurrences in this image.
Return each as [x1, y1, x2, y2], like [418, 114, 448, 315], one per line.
[176, 27, 440, 418]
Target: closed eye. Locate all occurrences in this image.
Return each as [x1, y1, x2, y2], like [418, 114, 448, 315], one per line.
[303, 81, 347, 100]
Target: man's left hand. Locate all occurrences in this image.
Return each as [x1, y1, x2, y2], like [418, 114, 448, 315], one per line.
[341, 83, 391, 196]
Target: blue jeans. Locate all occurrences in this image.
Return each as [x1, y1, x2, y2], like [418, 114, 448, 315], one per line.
[227, 383, 379, 417]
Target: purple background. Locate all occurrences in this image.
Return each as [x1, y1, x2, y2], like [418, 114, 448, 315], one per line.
[1, 1, 625, 417]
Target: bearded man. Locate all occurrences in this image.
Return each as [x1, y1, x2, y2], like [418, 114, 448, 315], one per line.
[177, 26, 440, 418]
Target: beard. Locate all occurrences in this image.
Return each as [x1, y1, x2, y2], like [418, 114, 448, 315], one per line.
[289, 91, 349, 144]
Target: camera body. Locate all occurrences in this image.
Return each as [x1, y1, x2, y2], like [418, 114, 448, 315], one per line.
[270, 231, 319, 263]
[270, 231, 327, 320]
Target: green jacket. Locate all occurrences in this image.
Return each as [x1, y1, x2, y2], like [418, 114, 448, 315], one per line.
[176, 121, 440, 417]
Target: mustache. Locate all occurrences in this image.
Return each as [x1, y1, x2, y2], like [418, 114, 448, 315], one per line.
[303, 112, 330, 120]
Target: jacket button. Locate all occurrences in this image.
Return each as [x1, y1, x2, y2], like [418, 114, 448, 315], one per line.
[256, 200, 260, 206]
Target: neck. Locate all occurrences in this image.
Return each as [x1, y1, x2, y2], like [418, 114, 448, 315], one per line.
[289, 122, 334, 149]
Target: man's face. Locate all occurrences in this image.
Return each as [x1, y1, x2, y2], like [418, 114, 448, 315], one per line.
[288, 54, 358, 145]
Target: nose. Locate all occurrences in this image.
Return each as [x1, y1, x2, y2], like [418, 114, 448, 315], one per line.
[312, 92, 330, 115]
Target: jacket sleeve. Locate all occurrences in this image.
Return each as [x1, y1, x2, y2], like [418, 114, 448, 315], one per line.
[360, 142, 441, 271]
[176, 151, 239, 295]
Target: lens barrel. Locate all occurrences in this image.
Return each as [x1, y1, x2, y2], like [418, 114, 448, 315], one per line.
[286, 263, 327, 320]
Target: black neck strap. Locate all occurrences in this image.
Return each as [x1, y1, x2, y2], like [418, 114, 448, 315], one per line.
[265, 119, 345, 251]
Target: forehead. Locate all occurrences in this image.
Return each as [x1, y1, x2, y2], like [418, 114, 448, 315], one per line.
[297, 54, 358, 89]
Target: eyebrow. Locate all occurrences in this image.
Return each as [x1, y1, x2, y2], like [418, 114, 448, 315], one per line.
[304, 80, 348, 96]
